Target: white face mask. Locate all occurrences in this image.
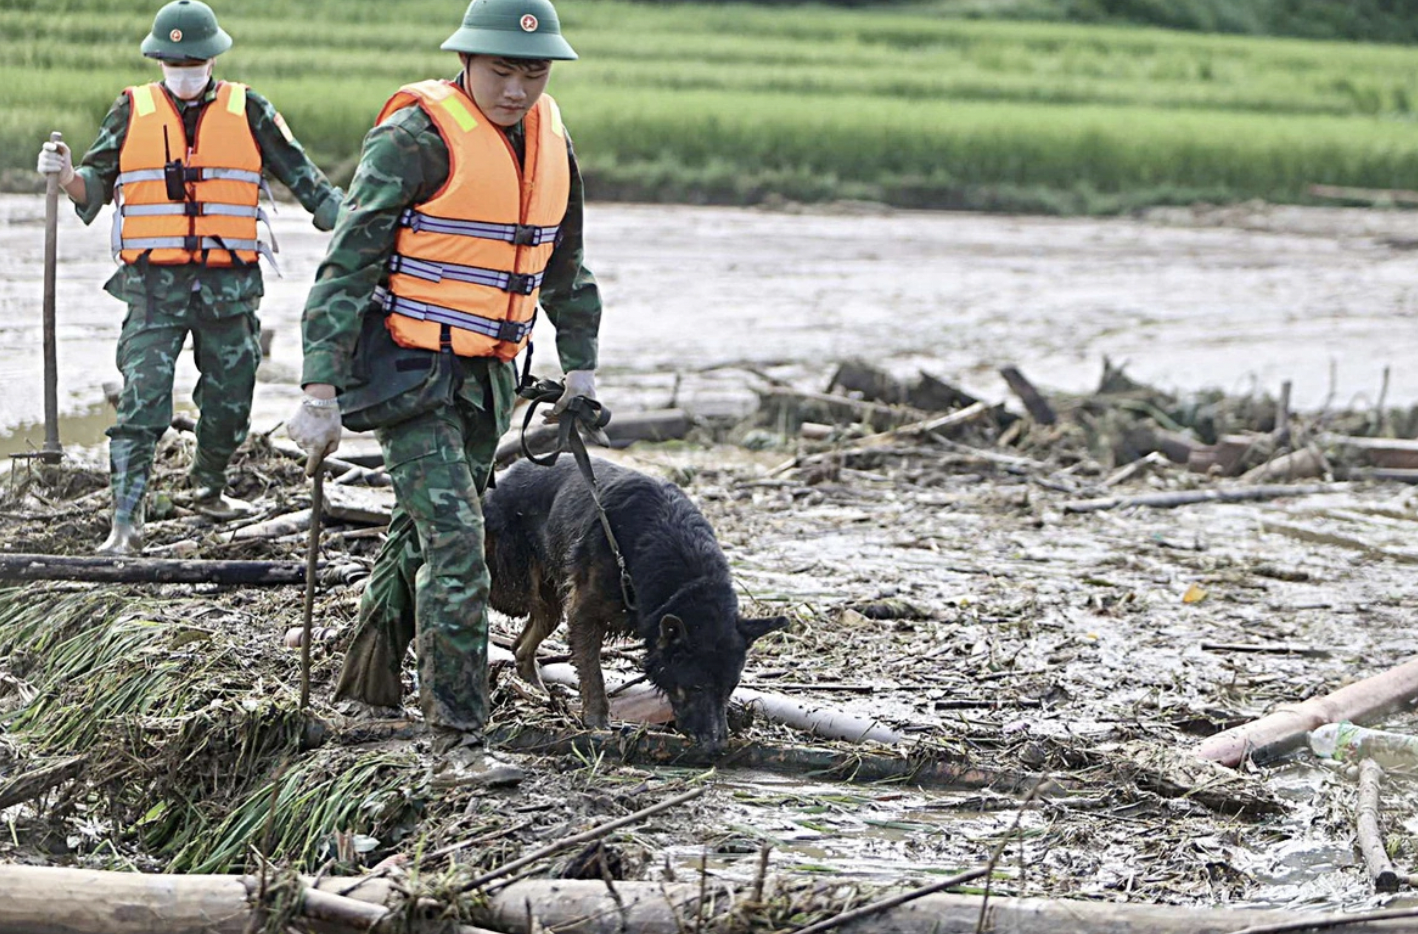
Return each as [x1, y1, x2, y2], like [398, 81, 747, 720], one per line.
[161, 62, 211, 100]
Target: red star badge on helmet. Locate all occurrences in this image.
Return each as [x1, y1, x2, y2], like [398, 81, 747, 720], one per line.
[519, 13, 538, 31]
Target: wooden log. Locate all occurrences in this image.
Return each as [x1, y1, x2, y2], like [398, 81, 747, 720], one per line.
[479, 879, 1385, 934]
[491, 726, 1056, 794]
[489, 645, 904, 744]
[1063, 483, 1334, 514]
[225, 509, 314, 542]
[0, 553, 309, 586]
[0, 755, 86, 810]
[998, 365, 1056, 425]
[322, 485, 395, 526]
[494, 409, 692, 467]
[1357, 758, 1401, 893]
[734, 686, 904, 744]
[1333, 467, 1418, 484]
[1321, 434, 1418, 471]
[1240, 444, 1329, 483]
[1195, 655, 1418, 767]
[0, 865, 497, 934]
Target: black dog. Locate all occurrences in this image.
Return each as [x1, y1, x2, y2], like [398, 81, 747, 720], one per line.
[484, 457, 788, 752]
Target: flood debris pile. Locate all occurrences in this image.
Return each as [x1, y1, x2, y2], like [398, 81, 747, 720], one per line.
[5, 357, 1418, 928]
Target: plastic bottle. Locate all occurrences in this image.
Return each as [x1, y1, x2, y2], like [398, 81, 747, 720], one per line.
[1309, 721, 1418, 768]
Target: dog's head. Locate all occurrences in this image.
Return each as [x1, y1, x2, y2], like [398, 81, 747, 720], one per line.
[645, 613, 790, 754]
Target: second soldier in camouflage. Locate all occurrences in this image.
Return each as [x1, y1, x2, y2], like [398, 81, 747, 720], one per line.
[37, 0, 342, 555]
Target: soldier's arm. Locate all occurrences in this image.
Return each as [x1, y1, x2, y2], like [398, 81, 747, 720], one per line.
[538, 132, 601, 374]
[245, 89, 343, 231]
[300, 108, 446, 391]
[71, 93, 130, 225]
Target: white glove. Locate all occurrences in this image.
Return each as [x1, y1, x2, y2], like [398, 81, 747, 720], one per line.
[549, 370, 597, 418]
[36, 140, 75, 186]
[287, 395, 343, 476]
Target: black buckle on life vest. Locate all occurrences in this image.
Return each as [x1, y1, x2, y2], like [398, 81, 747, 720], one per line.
[183, 235, 200, 251]
[185, 202, 201, 217]
[505, 273, 535, 295]
[183, 166, 202, 183]
[511, 224, 539, 246]
[496, 320, 525, 343]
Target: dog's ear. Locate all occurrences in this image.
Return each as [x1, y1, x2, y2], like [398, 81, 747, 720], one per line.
[738, 615, 790, 646]
[658, 614, 688, 649]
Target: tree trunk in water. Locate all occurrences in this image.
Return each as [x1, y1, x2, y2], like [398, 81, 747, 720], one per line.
[1195, 655, 1418, 767]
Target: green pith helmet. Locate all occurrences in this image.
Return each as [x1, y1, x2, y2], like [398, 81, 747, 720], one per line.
[140, 0, 232, 62]
[441, 0, 577, 61]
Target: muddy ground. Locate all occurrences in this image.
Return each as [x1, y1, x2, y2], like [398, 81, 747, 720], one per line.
[3, 194, 1418, 917]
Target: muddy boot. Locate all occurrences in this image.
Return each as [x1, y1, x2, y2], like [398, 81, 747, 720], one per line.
[188, 479, 256, 521]
[428, 731, 524, 789]
[97, 517, 144, 556]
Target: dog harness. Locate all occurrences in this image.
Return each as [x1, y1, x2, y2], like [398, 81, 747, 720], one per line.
[114, 81, 273, 268]
[374, 80, 570, 361]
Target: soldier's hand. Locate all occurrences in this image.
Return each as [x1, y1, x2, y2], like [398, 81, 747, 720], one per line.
[287, 389, 342, 476]
[546, 370, 596, 422]
[36, 140, 75, 186]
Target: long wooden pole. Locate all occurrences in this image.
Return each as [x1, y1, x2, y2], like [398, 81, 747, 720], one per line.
[39, 130, 64, 464]
[300, 455, 326, 710]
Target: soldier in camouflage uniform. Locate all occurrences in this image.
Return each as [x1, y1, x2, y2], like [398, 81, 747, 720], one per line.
[37, 0, 342, 555]
[288, 0, 601, 788]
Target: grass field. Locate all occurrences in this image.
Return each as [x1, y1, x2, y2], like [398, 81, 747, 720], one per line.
[4, 0, 1418, 212]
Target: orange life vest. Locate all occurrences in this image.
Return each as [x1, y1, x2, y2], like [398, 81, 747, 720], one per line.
[115, 81, 267, 267]
[374, 80, 570, 360]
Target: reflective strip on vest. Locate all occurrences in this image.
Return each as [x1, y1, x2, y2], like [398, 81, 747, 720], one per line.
[389, 254, 544, 295]
[120, 202, 263, 219]
[116, 166, 262, 187]
[399, 209, 559, 246]
[132, 85, 157, 118]
[122, 236, 262, 252]
[373, 287, 535, 343]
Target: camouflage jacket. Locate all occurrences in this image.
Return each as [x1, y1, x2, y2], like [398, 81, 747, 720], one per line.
[299, 84, 601, 399]
[73, 79, 343, 316]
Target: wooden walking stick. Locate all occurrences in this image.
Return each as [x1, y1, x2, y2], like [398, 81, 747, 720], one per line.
[299, 452, 326, 710]
[12, 131, 67, 465]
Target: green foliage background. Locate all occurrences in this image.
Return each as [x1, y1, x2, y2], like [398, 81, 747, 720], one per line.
[4, 0, 1418, 212]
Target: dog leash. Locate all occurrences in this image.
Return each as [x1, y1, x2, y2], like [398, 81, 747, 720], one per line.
[517, 377, 636, 609]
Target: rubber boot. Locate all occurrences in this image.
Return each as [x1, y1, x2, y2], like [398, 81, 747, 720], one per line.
[97, 517, 144, 556]
[428, 731, 525, 789]
[190, 477, 257, 522]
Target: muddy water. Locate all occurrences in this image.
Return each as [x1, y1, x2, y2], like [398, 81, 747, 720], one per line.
[4, 194, 1418, 453]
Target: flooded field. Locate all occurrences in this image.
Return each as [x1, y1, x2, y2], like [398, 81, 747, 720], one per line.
[4, 194, 1418, 450]
[4, 192, 1418, 920]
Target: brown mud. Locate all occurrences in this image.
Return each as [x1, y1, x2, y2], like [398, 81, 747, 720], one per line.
[3, 194, 1418, 918]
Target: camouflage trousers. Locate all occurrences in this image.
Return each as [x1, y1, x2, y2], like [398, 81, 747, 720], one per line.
[108, 295, 260, 523]
[333, 386, 508, 736]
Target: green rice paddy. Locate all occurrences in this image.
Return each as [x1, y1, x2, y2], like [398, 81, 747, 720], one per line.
[4, 0, 1418, 211]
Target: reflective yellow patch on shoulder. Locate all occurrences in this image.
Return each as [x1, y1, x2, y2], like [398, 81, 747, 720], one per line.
[546, 98, 564, 138]
[226, 83, 247, 115]
[439, 96, 478, 132]
[131, 85, 156, 117]
[273, 111, 295, 143]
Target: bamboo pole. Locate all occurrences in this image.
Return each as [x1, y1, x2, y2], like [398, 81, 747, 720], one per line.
[1195, 655, 1418, 767]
